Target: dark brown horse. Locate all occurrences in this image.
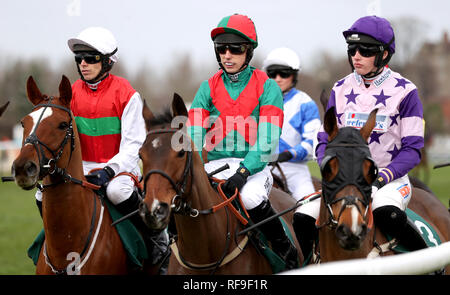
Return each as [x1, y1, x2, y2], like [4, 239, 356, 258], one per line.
[11, 76, 150, 274]
[138, 93, 303, 274]
[318, 107, 450, 274]
[0, 101, 9, 117]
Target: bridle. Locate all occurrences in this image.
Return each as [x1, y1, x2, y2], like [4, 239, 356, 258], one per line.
[141, 127, 251, 273]
[22, 97, 103, 275]
[24, 97, 75, 181]
[319, 138, 376, 229]
[141, 128, 195, 215]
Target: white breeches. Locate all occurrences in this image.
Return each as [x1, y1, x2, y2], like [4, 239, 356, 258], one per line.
[204, 158, 273, 210]
[271, 161, 316, 204]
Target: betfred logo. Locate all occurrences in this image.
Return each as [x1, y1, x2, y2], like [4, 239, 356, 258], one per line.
[345, 112, 388, 132]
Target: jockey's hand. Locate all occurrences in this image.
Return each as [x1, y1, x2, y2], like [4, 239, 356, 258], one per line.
[222, 166, 250, 197]
[371, 175, 386, 197]
[269, 151, 293, 165]
[86, 166, 115, 187]
[276, 151, 293, 163]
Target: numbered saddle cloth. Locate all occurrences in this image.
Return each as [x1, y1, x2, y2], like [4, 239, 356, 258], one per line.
[389, 208, 441, 253]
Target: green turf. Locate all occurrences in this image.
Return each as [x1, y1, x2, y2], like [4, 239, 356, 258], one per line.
[0, 182, 41, 274]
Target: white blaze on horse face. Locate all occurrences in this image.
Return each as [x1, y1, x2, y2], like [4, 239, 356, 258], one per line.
[27, 107, 53, 142]
[350, 205, 360, 234]
[152, 138, 162, 149]
[342, 199, 361, 234]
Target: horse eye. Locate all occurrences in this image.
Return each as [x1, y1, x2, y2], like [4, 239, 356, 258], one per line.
[177, 150, 185, 157]
[58, 122, 69, 130]
[20, 120, 24, 128]
[322, 158, 338, 182]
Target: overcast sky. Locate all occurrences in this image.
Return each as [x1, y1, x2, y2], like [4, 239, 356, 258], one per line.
[1, 0, 449, 72]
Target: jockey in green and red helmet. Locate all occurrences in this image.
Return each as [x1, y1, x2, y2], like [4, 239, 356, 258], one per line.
[187, 14, 299, 271]
[211, 14, 258, 81]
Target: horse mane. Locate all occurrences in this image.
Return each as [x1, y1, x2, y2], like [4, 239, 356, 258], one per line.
[409, 175, 434, 194]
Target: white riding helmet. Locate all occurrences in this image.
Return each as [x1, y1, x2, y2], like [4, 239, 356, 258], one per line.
[68, 27, 119, 62]
[263, 47, 300, 71]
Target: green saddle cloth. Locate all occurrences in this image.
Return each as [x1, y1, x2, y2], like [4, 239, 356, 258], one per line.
[388, 208, 442, 253]
[254, 217, 299, 273]
[27, 198, 148, 268]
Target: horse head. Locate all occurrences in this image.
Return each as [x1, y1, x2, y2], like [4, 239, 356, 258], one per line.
[320, 106, 378, 250]
[12, 75, 75, 190]
[138, 93, 191, 231]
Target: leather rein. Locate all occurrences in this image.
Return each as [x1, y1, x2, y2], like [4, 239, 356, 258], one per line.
[23, 99, 102, 274]
[141, 128, 250, 272]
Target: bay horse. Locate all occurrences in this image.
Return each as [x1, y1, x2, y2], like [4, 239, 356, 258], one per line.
[11, 76, 151, 274]
[138, 93, 303, 274]
[318, 106, 450, 274]
[0, 101, 9, 117]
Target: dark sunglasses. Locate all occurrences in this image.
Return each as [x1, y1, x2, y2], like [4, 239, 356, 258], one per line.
[267, 69, 293, 79]
[347, 44, 382, 58]
[74, 53, 102, 64]
[215, 43, 248, 55]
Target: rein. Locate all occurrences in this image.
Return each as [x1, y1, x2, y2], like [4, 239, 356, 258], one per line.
[23, 98, 100, 191]
[141, 128, 251, 272]
[23, 99, 104, 274]
[319, 139, 375, 230]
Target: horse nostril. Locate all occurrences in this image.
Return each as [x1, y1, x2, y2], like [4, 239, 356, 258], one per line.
[24, 161, 38, 177]
[360, 223, 368, 237]
[154, 203, 169, 219]
[336, 224, 350, 240]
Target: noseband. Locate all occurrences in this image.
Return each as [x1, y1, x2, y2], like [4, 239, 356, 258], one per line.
[141, 128, 194, 214]
[24, 97, 75, 179]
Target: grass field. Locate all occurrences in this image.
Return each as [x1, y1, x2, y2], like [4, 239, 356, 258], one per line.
[0, 164, 448, 275]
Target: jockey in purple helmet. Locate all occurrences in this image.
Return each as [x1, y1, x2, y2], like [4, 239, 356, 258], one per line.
[294, 16, 426, 263]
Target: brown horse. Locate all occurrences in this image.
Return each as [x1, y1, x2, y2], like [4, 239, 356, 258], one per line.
[138, 93, 303, 274]
[317, 107, 450, 274]
[11, 76, 150, 274]
[0, 101, 9, 117]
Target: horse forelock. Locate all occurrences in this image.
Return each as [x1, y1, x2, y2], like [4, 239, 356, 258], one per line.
[147, 107, 173, 129]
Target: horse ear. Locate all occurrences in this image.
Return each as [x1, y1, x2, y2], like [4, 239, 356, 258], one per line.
[0, 101, 9, 117]
[58, 75, 72, 106]
[360, 108, 378, 142]
[142, 99, 154, 131]
[172, 93, 188, 118]
[324, 106, 338, 141]
[319, 89, 329, 112]
[26, 76, 43, 106]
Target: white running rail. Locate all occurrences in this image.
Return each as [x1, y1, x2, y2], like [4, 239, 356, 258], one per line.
[281, 241, 450, 275]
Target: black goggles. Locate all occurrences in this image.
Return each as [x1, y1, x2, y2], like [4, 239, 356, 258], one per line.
[215, 43, 248, 55]
[347, 43, 382, 58]
[74, 53, 102, 64]
[267, 69, 293, 79]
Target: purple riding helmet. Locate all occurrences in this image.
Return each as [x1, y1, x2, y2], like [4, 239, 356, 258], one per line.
[343, 16, 395, 74]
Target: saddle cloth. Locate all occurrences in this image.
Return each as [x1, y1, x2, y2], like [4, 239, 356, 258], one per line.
[389, 208, 442, 253]
[27, 198, 148, 269]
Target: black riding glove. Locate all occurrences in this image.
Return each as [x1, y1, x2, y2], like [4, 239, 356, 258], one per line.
[269, 151, 293, 165]
[276, 151, 293, 162]
[86, 166, 115, 187]
[222, 166, 250, 197]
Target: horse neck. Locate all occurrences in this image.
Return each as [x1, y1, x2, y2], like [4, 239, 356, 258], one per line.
[42, 130, 94, 264]
[174, 156, 236, 263]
